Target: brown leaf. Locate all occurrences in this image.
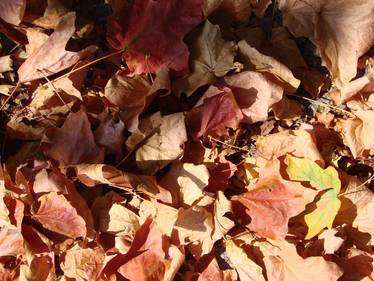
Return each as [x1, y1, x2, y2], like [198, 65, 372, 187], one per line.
[33, 192, 86, 239]
[18, 12, 97, 82]
[224, 71, 284, 123]
[41, 109, 103, 165]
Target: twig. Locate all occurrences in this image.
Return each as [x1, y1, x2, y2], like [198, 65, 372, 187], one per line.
[208, 136, 252, 153]
[0, 81, 20, 111]
[339, 174, 374, 197]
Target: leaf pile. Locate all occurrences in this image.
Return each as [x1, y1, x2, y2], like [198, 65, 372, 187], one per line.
[1, 0, 374, 280]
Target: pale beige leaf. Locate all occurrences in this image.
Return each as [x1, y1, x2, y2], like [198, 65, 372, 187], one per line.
[319, 229, 344, 254]
[0, 56, 13, 73]
[20, 256, 54, 281]
[256, 129, 324, 164]
[212, 191, 235, 242]
[0, 0, 26, 25]
[225, 239, 265, 281]
[18, 12, 96, 82]
[238, 40, 300, 93]
[136, 112, 187, 175]
[225, 71, 284, 123]
[25, 28, 49, 56]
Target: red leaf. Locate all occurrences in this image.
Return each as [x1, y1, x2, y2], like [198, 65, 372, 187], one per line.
[33, 192, 87, 239]
[205, 156, 237, 192]
[232, 159, 307, 240]
[186, 90, 243, 139]
[40, 110, 103, 165]
[107, 0, 204, 74]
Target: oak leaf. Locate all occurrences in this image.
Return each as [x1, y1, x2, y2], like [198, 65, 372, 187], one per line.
[232, 158, 307, 240]
[33, 192, 87, 239]
[107, 0, 204, 74]
[286, 155, 341, 239]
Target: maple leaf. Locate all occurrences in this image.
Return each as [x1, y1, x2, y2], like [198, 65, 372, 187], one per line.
[286, 155, 341, 239]
[18, 12, 97, 83]
[33, 192, 87, 239]
[40, 109, 104, 165]
[107, 0, 204, 74]
[181, 20, 237, 95]
[0, 0, 25, 25]
[224, 71, 283, 123]
[232, 158, 307, 240]
[279, 0, 374, 88]
[186, 90, 243, 139]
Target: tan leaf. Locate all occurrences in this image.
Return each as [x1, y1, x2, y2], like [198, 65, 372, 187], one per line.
[256, 129, 324, 164]
[103, 203, 140, 235]
[225, 239, 266, 281]
[0, 56, 13, 73]
[0, 0, 26, 25]
[182, 20, 237, 96]
[335, 110, 374, 158]
[238, 40, 300, 93]
[136, 112, 187, 175]
[198, 257, 238, 281]
[0, 227, 24, 257]
[18, 12, 97, 82]
[61, 243, 105, 281]
[224, 71, 283, 123]
[33, 192, 86, 239]
[25, 28, 49, 56]
[212, 191, 235, 242]
[20, 255, 54, 281]
[256, 239, 343, 281]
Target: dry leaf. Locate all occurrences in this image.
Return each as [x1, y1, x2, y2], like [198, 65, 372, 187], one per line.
[0, 0, 26, 25]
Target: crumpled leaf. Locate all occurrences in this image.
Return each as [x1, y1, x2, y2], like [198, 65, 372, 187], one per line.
[18, 12, 97, 83]
[33, 192, 87, 239]
[40, 110, 103, 165]
[286, 155, 341, 239]
[238, 40, 300, 93]
[279, 0, 374, 88]
[186, 90, 243, 139]
[0, 0, 26, 25]
[60, 243, 105, 281]
[107, 0, 204, 74]
[256, 239, 343, 281]
[182, 20, 237, 95]
[135, 112, 188, 175]
[257, 129, 324, 165]
[232, 158, 308, 240]
[335, 109, 374, 159]
[225, 71, 283, 123]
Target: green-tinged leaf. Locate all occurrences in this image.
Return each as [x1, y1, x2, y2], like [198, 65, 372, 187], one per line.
[286, 155, 341, 239]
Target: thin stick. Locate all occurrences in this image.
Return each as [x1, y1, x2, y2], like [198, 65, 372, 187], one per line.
[41, 47, 127, 88]
[339, 174, 374, 197]
[0, 81, 20, 110]
[286, 93, 355, 117]
[209, 136, 252, 153]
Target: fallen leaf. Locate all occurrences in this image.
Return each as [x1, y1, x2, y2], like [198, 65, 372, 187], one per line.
[238, 40, 300, 93]
[94, 114, 125, 155]
[218, 0, 252, 24]
[232, 158, 308, 240]
[186, 90, 243, 139]
[257, 129, 324, 165]
[205, 156, 237, 192]
[286, 155, 341, 239]
[107, 0, 204, 74]
[198, 257, 238, 281]
[181, 20, 237, 95]
[318, 229, 344, 254]
[0, 0, 26, 25]
[0, 55, 13, 73]
[0, 227, 24, 257]
[136, 112, 188, 175]
[60, 243, 105, 281]
[18, 12, 97, 82]
[33, 192, 87, 239]
[225, 71, 284, 123]
[40, 109, 103, 165]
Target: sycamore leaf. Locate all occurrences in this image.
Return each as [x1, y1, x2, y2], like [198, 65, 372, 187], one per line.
[186, 90, 243, 139]
[40, 110, 103, 165]
[286, 155, 341, 239]
[107, 0, 204, 74]
[33, 192, 87, 239]
[0, 0, 26, 25]
[182, 20, 237, 95]
[232, 158, 307, 240]
[18, 12, 97, 83]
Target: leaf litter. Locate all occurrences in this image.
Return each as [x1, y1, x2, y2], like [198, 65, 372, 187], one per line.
[1, 0, 374, 280]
